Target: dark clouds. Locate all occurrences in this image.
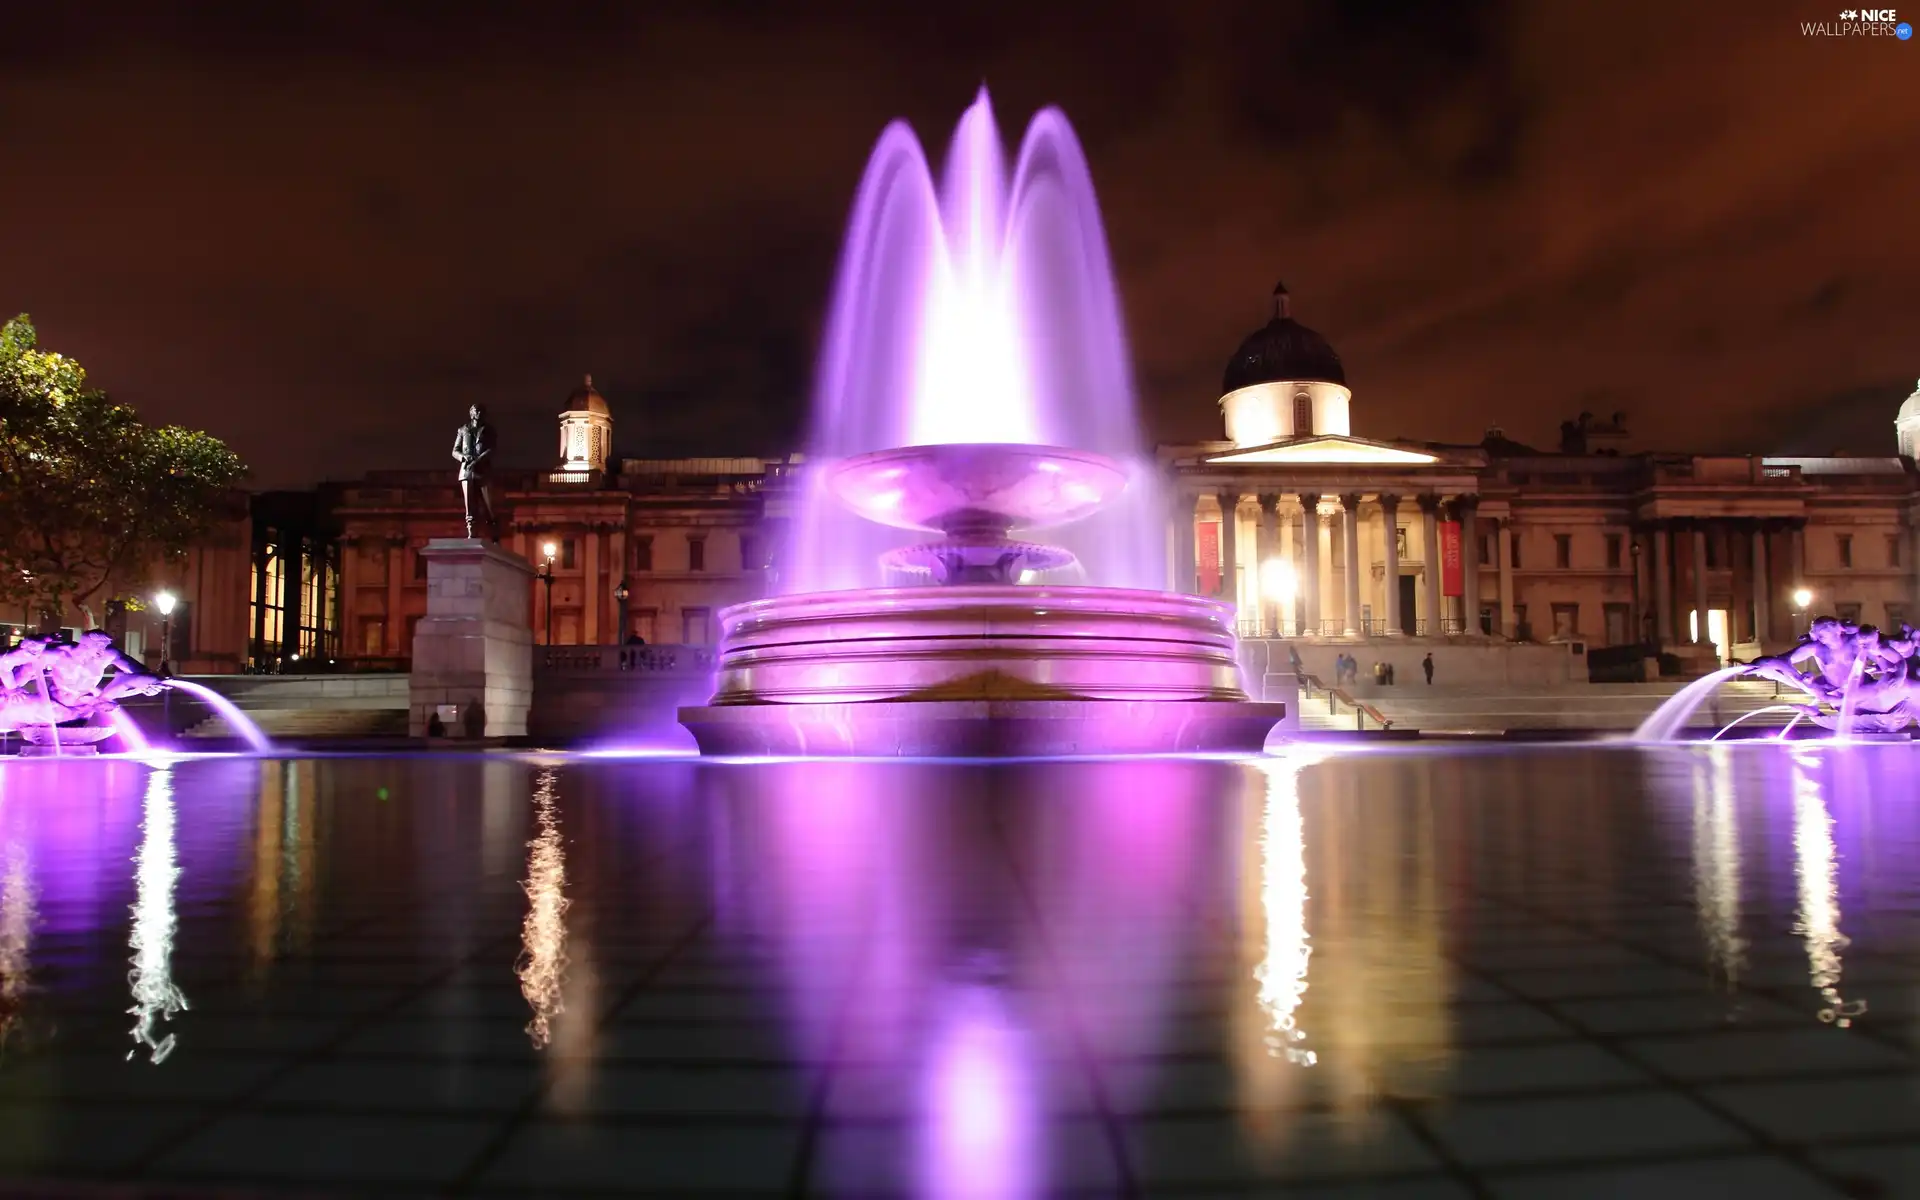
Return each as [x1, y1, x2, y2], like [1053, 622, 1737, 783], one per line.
[1, 0, 1916, 486]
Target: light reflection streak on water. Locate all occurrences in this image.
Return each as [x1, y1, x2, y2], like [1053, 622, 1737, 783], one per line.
[0, 833, 34, 1050]
[517, 766, 569, 1048]
[920, 984, 1035, 1200]
[128, 766, 186, 1062]
[1689, 749, 1745, 988]
[1252, 756, 1315, 1066]
[1789, 751, 1863, 1027]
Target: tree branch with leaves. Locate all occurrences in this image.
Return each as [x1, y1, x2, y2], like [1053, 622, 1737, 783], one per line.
[0, 315, 247, 628]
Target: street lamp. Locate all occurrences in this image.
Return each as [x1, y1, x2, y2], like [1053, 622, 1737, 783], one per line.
[153, 591, 176, 675]
[1628, 539, 1644, 648]
[154, 589, 177, 738]
[613, 579, 630, 644]
[540, 542, 558, 646]
[1792, 586, 1813, 639]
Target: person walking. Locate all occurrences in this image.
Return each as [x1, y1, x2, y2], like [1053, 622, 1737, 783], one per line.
[1422, 652, 1435, 685]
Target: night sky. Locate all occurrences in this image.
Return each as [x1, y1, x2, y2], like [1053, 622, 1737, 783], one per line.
[3, 0, 1916, 488]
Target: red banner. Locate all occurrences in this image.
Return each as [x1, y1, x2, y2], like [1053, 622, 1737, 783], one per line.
[1197, 521, 1220, 595]
[1440, 521, 1463, 597]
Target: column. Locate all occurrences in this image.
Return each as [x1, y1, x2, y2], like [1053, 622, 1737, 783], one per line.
[1380, 494, 1402, 636]
[1751, 524, 1771, 647]
[1300, 498, 1321, 637]
[1791, 523, 1807, 596]
[1216, 491, 1241, 618]
[1653, 526, 1674, 645]
[1496, 519, 1516, 639]
[1173, 494, 1198, 594]
[1459, 498, 1480, 636]
[1317, 499, 1338, 635]
[1340, 494, 1362, 637]
[1420, 496, 1442, 637]
[609, 527, 628, 634]
[1257, 494, 1281, 637]
[1691, 524, 1710, 648]
[583, 526, 601, 645]
[386, 537, 405, 655]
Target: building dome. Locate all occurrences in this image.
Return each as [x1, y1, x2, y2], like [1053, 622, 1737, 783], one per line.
[1898, 379, 1920, 459]
[1221, 282, 1346, 392]
[563, 373, 609, 417]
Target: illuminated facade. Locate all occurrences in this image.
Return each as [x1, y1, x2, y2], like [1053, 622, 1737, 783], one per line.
[1162, 286, 1920, 666]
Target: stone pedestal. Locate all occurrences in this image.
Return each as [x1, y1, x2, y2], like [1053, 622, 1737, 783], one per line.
[409, 539, 534, 739]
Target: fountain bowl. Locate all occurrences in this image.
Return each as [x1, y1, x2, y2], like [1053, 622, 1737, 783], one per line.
[678, 584, 1286, 757]
[826, 443, 1128, 535]
[18, 719, 118, 757]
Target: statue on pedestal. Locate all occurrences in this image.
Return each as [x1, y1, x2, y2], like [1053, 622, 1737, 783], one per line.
[453, 404, 501, 541]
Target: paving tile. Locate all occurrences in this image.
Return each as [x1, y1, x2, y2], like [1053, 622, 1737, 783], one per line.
[1550, 991, 1810, 1035]
[1374, 1040, 1651, 1099]
[539, 1062, 812, 1119]
[475, 1120, 800, 1192]
[1809, 1142, 1920, 1198]
[257, 1057, 542, 1114]
[1127, 1110, 1440, 1187]
[1701, 1075, 1920, 1142]
[148, 1111, 499, 1187]
[0, 1101, 215, 1174]
[1486, 1154, 1846, 1199]
[1416, 1091, 1749, 1168]
[812, 1116, 1119, 1195]
[1620, 1027, 1912, 1082]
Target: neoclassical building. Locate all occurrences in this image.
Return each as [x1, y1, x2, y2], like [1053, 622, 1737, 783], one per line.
[1161, 285, 1920, 668]
[328, 376, 798, 665]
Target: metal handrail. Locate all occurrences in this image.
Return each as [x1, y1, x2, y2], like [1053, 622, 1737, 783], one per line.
[1298, 672, 1395, 731]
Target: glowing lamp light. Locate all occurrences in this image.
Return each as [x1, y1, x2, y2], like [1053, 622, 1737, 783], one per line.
[153, 591, 176, 617]
[542, 542, 559, 561]
[1793, 587, 1814, 609]
[1261, 558, 1298, 605]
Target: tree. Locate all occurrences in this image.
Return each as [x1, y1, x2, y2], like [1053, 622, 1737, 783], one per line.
[0, 314, 247, 628]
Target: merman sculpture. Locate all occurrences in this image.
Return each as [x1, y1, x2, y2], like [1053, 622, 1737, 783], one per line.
[0, 633, 166, 753]
[1743, 617, 1920, 735]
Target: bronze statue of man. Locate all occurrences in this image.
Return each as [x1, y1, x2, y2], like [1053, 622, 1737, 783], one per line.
[452, 403, 501, 541]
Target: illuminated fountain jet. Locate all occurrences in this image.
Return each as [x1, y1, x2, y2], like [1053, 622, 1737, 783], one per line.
[0, 633, 270, 756]
[679, 91, 1284, 756]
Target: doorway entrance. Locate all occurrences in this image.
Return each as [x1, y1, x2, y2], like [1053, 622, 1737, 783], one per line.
[1688, 608, 1731, 664]
[1397, 575, 1418, 634]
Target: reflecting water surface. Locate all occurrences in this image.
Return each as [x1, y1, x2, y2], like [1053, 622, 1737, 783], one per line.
[0, 745, 1912, 1196]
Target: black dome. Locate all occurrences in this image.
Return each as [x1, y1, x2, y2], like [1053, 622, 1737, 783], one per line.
[1222, 283, 1346, 392]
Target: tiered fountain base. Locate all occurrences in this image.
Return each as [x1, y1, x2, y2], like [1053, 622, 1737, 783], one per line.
[678, 585, 1285, 757]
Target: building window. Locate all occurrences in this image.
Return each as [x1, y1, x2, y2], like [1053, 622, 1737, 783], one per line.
[1836, 601, 1862, 624]
[1705, 536, 1720, 569]
[361, 618, 385, 656]
[1554, 534, 1572, 570]
[740, 534, 760, 571]
[682, 607, 712, 645]
[1478, 532, 1493, 566]
[633, 536, 653, 572]
[1551, 603, 1579, 640]
[1605, 534, 1622, 570]
[562, 539, 578, 570]
[1293, 392, 1313, 436]
[1603, 602, 1631, 646]
[413, 549, 428, 581]
[1889, 534, 1902, 569]
[1514, 603, 1529, 640]
[1510, 534, 1522, 570]
[1888, 603, 1910, 630]
[1836, 534, 1852, 568]
[632, 608, 658, 644]
[688, 536, 707, 572]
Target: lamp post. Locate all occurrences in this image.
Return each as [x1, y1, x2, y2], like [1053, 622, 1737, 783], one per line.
[613, 580, 630, 644]
[154, 591, 176, 675]
[154, 590, 176, 737]
[540, 542, 558, 646]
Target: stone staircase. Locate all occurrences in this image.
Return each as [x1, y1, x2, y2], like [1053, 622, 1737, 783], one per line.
[183, 708, 409, 740]
[1293, 679, 1794, 736]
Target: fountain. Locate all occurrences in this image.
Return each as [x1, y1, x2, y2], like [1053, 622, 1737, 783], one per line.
[1635, 617, 1920, 742]
[0, 632, 272, 757]
[678, 91, 1284, 757]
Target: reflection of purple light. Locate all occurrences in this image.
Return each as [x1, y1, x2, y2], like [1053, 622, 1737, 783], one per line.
[922, 985, 1034, 1200]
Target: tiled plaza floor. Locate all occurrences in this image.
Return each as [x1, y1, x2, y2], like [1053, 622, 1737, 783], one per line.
[0, 745, 1913, 1197]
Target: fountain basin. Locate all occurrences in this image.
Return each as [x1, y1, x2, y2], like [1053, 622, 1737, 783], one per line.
[18, 721, 116, 758]
[678, 584, 1284, 756]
